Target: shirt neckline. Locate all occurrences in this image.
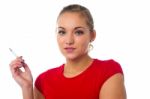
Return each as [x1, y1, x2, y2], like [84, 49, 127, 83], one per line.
[60, 58, 97, 80]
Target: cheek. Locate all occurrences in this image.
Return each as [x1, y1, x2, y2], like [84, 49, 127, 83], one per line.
[57, 37, 63, 48]
[77, 38, 89, 50]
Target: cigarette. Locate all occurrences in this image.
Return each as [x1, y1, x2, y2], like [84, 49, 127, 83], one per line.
[9, 48, 25, 72]
[9, 48, 18, 57]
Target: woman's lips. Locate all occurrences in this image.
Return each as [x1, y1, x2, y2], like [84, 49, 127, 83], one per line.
[64, 47, 76, 53]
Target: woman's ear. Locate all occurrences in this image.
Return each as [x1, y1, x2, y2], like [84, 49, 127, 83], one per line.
[90, 30, 96, 42]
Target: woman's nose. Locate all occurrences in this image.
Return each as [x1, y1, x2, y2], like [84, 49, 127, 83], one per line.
[65, 34, 74, 45]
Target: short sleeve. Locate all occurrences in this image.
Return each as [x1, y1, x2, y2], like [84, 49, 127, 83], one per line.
[102, 59, 123, 83]
[34, 73, 44, 93]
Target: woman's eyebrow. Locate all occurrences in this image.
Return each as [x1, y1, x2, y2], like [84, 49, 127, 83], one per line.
[74, 27, 85, 30]
[57, 26, 87, 30]
[58, 27, 65, 30]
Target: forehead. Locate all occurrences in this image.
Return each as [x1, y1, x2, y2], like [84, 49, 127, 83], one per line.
[57, 12, 88, 28]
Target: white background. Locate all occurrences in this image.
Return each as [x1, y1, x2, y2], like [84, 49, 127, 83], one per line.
[0, 0, 150, 99]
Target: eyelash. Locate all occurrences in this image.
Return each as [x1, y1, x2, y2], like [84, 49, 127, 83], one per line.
[75, 30, 84, 35]
[58, 30, 66, 35]
[57, 30, 84, 36]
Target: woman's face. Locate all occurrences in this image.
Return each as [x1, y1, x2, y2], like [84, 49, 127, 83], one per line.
[56, 12, 95, 60]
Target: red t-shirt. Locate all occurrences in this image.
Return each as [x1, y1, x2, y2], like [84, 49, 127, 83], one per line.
[35, 59, 123, 99]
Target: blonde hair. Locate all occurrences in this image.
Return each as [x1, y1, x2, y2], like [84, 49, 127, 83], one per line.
[57, 4, 94, 32]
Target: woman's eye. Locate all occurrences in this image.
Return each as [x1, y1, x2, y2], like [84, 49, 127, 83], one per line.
[75, 30, 84, 36]
[58, 30, 66, 36]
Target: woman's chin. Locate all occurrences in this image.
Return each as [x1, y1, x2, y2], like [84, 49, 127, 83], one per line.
[64, 54, 79, 61]
[64, 54, 87, 61]
[65, 56, 77, 61]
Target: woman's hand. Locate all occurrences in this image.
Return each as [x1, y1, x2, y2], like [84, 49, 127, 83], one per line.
[9, 56, 33, 89]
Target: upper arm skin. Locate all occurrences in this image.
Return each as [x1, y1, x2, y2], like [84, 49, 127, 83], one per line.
[99, 73, 127, 99]
[34, 87, 45, 99]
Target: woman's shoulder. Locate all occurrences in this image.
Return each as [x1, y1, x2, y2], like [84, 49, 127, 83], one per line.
[93, 58, 123, 73]
[94, 58, 121, 66]
[94, 58, 118, 64]
[92, 58, 124, 85]
[36, 64, 64, 79]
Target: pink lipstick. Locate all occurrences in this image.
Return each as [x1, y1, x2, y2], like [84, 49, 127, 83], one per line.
[64, 47, 75, 53]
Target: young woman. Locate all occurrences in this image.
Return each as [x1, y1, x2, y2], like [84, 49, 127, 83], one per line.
[9, 4, 126, 99]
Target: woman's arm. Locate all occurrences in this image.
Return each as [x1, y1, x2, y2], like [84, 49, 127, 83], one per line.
[22, 86, 34, 99]
[99, 73, 126, 99]
[34, 87, 45, 99]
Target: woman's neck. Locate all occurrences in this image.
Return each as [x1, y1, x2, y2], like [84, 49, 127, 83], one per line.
[64, 55, 93, 78]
